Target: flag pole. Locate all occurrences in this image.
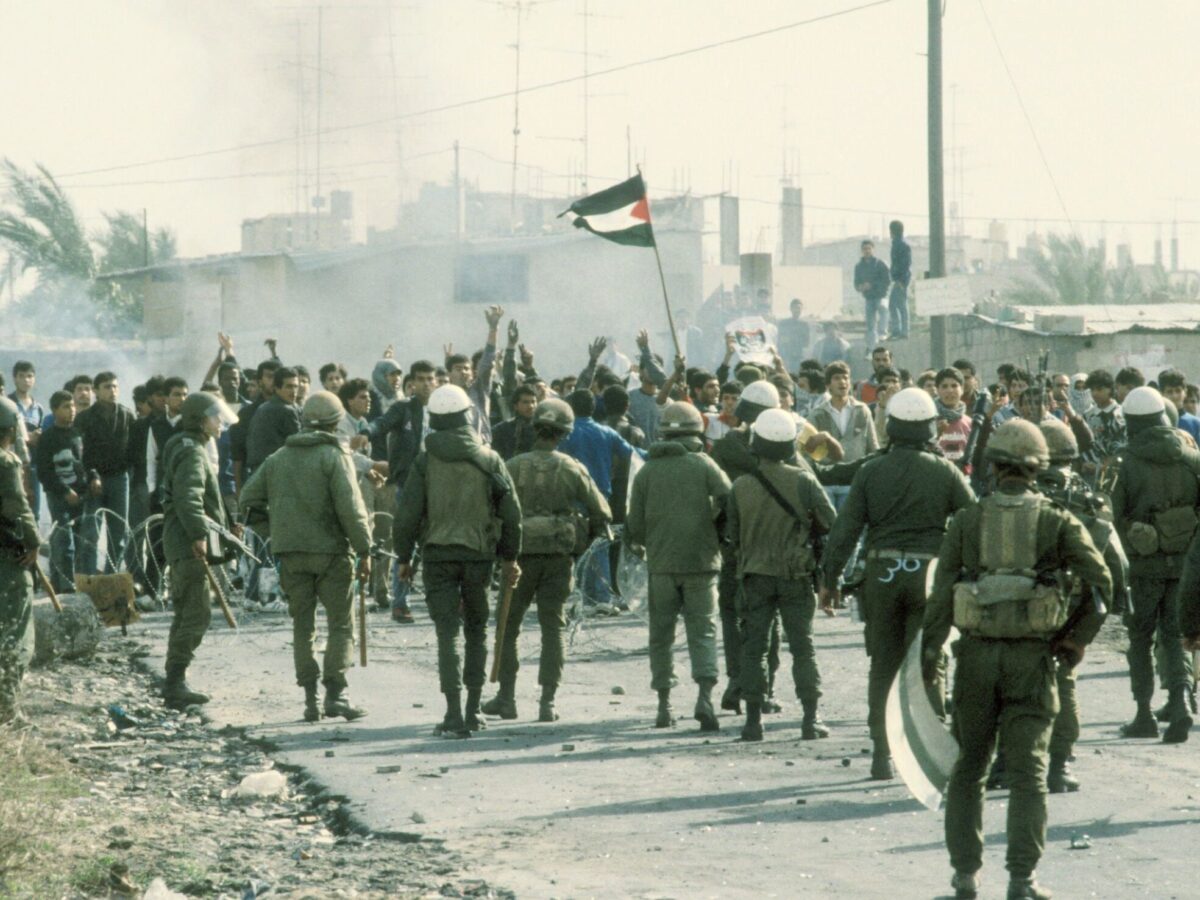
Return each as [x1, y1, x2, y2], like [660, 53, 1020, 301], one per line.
[640, 167, 683, 360]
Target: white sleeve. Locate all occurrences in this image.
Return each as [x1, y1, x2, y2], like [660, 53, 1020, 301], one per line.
[146, 429, 159, 488]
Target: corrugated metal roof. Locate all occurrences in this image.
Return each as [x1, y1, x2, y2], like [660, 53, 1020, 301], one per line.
[982, 304, 1200, 336]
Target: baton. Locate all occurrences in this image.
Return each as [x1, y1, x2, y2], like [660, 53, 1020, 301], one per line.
[358, 573, 368, 668]
[200, 557, 238, 629]
[34, 561, 63, 613]
[489, 580, 515, 684]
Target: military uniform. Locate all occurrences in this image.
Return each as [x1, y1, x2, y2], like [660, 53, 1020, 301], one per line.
[1112, 422, 1200, 741]
[0, 439, 39, 722]
[241, 405, 373, 721]
[627, 412, 731, 731]
[160, 412, 227, 707]
[726, 451, 835, 739]
[822, 440, 973, 775]
[924, 419, 1111, 900]
[393, 410, 521, 735]
[489, 446, 610, 719]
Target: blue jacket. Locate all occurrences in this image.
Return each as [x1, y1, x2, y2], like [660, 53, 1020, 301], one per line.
[558, 416, 645, 498]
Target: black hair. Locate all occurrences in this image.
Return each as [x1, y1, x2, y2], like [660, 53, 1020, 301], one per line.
[951, 358, 976, 377]
[257, 359, 281, 380]
[319, 362, 348, 384]
[936, 366, 964, 386]
[1085, 369, 1114, 390]
[889, 219, 904, 238]
[339, 378, 371, 406]
[49, 390, 73, 411]
[272, 367, 298, 389]
[1115, 367, 1145, 389]
[11, 361, 34, 377]
[94, 371, 117, 389]
[602, 385, 630, 417]
[410, 359, 436, 377]
[163, 376, 187, 394]
[566, 390, 595, 418]
[511, 384, 538, 405]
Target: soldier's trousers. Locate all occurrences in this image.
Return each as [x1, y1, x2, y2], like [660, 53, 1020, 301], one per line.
[862, 555, 943, 751]
[1126, 576, 1188, 702]
[739, 574, 821, 706]
[946, 637, 1058, 880]
[165, 558, 212, 672]
[1048, 661, 1077, 759]
[648, 573, 719, 692]
[0, 560, 34, 717]
[497, 554, 572, 689]
[719, 552, 780, 690]
[278, 553, 354, 689]
[1156, 637, 1194, 691]
[424, 559, 492, 694]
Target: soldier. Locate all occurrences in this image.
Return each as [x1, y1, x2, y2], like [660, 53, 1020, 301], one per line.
[393, 384, 522, 738]
[821, 387, 974, 780]
[922, 420, 1111, 900]
[626, 402, 732, 732]
[240, 392, 374, 722]
[1113, 386, 1200, 744]
[0, 397, 39, 723]
[159, 393, 233, 711]
[726, 409, 836, 742]
[482, 399, 611, 722]
[709, 379, 783, 714]
[1036, 418, 1123, 791]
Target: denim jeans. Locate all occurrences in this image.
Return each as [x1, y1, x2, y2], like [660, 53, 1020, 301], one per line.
[888, 282, 909, 339]
[45, 493, 82, 593]
[864, 295, 888, 349]
[81, 471, 130, 575]
[390, 484, 412, 612]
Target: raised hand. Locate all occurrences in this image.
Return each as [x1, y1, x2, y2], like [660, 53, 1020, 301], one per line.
[588, 337, 608, 361]
[486, 305, 505, 329]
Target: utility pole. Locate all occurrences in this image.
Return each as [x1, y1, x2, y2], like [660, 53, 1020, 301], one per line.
[314, 4, 324, 241]
[509, 2, 524, 233]
[453, 139, 462, 239]
[142, 208, 149, 267]
[928, 0, 947, 367]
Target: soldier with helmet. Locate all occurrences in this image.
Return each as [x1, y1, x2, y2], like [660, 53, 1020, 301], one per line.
[393, 384, 522, 738]
[1035, 418, 1124, 791]
[240, 391, 374, 722]
[0, 395, 40, 723]
[627, 400, 732, 732]
[1112, 385, 1200, 744]
[725, 408, 837, 742]
[159, 392, 235, 711]
[709, 378, 784, 714]
[481, 399, 611, 723]
[821, 387, 974, 780]
[922, 419, 1111, 900]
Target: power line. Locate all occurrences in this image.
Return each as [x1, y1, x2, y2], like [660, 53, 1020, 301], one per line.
[51, 0, 896, 179]
[975, 0, 1075, 233]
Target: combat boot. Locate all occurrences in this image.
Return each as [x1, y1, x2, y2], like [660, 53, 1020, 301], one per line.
[481, 680, 518, 720]
[436, 691, 470, 738]
[655, 689, 676, 728]
[1162, 686, 1193, 744]
[870, 745, 894, 780]
[163, 666, 210, 710]
[1007, 874, 1052, 899]
[1120, 701, 1159, 738]
[302, 683, 321, 723]
[740, 700, 763, 742]
[538, 685, 559, 723]
[465, 687, 487, 732]
[951, 870, 980, 899]
[720, 680, 742, 714]
[801, 700, 829, 740]
[1155, 702, 1171, 722]
[324, 684, 366, 721]
[1047, 753, 1079, 793]
[694, 680, 720, 732]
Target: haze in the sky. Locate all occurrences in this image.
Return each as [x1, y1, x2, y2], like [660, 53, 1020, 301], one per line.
[5, 0, 1197, 268]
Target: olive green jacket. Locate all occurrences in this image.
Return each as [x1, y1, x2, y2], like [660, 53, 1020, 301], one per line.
[0, 447, 38, 552]
[923, 482, 1113, 656]
[239, 430, 372, 557]
[507, 449, 612, 555]
[161, 429, 226, 564]
[627, 437, 731, 575]
[727, 459, 835, 578]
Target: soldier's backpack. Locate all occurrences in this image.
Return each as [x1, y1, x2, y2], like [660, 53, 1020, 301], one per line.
[512, 453, 584, 556]
[953, 492, 1068, 639]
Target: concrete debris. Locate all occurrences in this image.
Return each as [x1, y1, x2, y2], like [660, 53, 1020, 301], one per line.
[233, 770, 289, 800]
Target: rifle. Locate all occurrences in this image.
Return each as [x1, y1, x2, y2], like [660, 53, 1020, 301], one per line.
[358, 570, 368, 668]
[207, 519, 260, 563]
[489, 581, 516, 683]
[200, 558, 238, 629]
[960, 392, 990, 475]
[34, 561, 63, 613]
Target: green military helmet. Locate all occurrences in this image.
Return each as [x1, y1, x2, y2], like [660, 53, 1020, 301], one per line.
[660, 400, 704, 437]
[1038, 417, 1078, 464]
[532, 398, 575, 434]
[180, 392, 224, 430]
[0, 396, 19, 431]
[302, 390, 345, 428]
[985, 418, 1049, 470]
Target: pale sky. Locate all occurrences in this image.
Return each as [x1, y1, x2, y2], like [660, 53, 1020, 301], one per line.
[6, 0, 1199, 268]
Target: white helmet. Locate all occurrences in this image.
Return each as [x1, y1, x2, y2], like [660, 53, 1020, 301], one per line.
[752, 408, 799, 443]
[887, 387, 938, 422]
[740, 380, 780, 409]
[428, 384, 472, 416]
[1122, 385, 1166, 417]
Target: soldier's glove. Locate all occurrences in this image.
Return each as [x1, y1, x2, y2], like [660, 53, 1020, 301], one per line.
[1052, 638, 1085, 669]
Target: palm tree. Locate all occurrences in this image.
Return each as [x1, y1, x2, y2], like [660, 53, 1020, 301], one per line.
[0, 159, 94, 288]
[1007, 234, 1108, 306]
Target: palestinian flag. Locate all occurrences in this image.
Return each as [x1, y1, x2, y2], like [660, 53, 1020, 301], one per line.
[559, 173, 655, 247]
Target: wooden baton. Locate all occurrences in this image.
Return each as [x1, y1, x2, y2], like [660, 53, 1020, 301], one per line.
[358, 574, 368, 668]
[34, 561, 63, 613]
[489, 580, 516, 684]
[200, 558, 238, 629]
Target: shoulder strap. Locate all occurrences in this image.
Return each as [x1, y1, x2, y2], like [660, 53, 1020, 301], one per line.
[751, 468, 804, 523]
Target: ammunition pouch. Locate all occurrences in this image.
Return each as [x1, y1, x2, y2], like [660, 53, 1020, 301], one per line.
[521, 514, 579, 557]
[1152, 505, 1198, 555]
[953, 572, 1067, 639]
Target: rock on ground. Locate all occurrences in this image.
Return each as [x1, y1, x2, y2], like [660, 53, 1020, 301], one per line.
[32, 594, 103, 667]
